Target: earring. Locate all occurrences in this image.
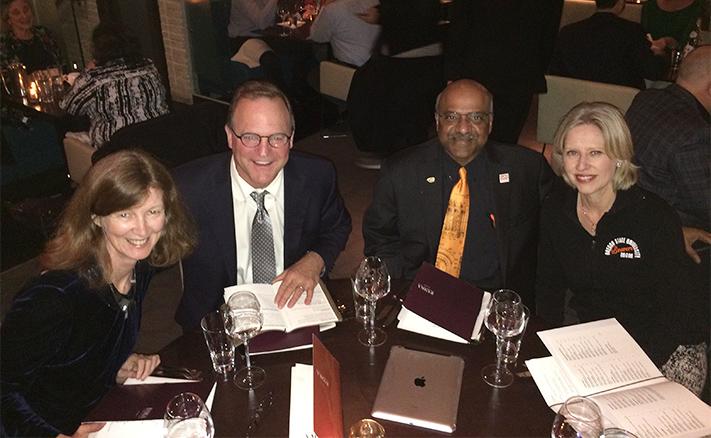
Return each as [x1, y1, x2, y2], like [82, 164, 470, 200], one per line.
[616, 161, 622, 168]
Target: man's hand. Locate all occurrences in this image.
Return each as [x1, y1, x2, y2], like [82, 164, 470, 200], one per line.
[115, 353, 161, 384]
[682, 226, 711, 264]
[57, 422, 105, 438]
[273, 252, 325, 308]
[356, 6, 379, 24]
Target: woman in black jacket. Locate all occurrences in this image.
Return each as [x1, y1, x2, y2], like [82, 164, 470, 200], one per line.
[536, 102, 708, 396]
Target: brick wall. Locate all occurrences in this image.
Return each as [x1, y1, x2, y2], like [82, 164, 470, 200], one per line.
[157, 0, 194, 104]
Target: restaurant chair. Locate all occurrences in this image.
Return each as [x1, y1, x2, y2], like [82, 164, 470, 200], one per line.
[319, 60, 356, 138]
[95, 101, 229, 168]
[537, 75, 640, 173]
[63, 135, 94, 185]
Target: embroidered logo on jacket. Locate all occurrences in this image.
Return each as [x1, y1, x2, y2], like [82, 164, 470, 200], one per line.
[604, 237, 641, 259]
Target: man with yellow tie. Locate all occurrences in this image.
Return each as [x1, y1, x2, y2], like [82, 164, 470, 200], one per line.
[363, 79, 554, 307]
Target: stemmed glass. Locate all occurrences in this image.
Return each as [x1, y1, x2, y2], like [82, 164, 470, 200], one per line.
[224, 291, 266, 390]
[551, 395, 604, 438]
[163, 392, 214, 438]
[481, 289, 527, 388]
[353, 256, 391, 347]
[277, 6, 291, 36]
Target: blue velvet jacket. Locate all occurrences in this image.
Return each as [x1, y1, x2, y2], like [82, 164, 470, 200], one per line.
[0, 263, 151, 436]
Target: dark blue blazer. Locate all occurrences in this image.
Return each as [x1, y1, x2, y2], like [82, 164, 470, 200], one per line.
[173, 151, 352, 330]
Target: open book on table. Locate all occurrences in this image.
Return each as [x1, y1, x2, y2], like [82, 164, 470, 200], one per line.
[224, 281, 341, 333]
[396, 263, 491, 343]
[526, 318, 711, 438]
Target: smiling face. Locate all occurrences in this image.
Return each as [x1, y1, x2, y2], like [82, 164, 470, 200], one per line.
[436, 81, 493, 166]
[97, 187, 166, 275]
[226, 96, 293, 189]
[6, 0, 33, 37]
[562, 124, 617, 201]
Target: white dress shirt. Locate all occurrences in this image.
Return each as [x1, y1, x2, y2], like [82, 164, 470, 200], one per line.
[230, 160, 285, 284]
[228, 0, 279, 38]
[309, 0, 381, 67]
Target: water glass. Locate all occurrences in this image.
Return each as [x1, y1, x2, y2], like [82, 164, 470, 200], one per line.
[602, 428, 639, 438]
[163, 392, 214, 438]
[200, 310, 235, 380]
[497, 304, 530, 367]
[351, 278, 371, 327]
[551, 396, 603, 438]
[353, 256, 391, 347]
[481, 289, 527, 388]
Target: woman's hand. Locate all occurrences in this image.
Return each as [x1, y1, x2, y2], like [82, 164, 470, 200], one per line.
[115, 353, 161, 384]
[57, 422, 105, 438]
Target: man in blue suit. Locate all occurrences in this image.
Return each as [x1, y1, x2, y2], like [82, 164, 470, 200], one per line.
[174, 80, 351, 330]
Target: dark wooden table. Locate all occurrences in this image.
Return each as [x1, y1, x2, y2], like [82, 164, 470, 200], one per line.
[159, 279, 555, 437]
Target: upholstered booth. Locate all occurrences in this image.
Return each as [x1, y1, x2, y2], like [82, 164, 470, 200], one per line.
[94, 102, 230, 168]
[537, 75, 640, 173]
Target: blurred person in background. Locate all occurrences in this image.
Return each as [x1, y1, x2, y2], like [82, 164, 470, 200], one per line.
[60, 22, 169, 148]
[309, 0, 381, 68]
[642, 0, 709, 50]
[347, 0, 444, 168]
[445, 0, 563, 144]
[0, 0, 62, 72]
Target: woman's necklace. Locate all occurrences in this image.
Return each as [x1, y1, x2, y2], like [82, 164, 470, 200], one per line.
[578, 194, 615, 234]
[579, 205, 600, 233]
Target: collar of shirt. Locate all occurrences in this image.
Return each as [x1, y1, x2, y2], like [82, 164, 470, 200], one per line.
[229, 160, 285, 284]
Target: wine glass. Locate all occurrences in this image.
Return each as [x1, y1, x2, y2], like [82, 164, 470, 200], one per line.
[481, 289, 527, 388]
[551, 395, 603, 438]
[353, 256, 391, 347]
[224, 291, 266, 390]
[277, 6, 291, 36]
[163, 392, 214, 438]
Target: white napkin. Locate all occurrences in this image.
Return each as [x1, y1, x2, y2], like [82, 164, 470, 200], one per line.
[88, 380, 217, 438]
[288, 363, 315, 438]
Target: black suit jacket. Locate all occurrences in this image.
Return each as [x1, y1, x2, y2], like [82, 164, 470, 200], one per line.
[173, 151, 352, 330]
[363, 138, 554, 307]
[445, 0, 563, 96]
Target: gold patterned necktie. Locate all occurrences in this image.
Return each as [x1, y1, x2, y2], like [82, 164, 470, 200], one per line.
[435, 167, 469, 277]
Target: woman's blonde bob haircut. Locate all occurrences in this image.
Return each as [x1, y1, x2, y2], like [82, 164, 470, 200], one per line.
[552, 101, 638, 191]
[40, 149, 196, 287]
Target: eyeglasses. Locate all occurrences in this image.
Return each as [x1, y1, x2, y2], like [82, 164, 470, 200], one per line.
[227, 125, 292, 148]
[437, 111, 492, 125]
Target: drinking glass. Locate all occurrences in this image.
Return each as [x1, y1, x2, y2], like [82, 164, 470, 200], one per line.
[351, 277, 371, 328]
[163, 392, 214, 438]
[602, 428, 639, 438]
[481, 289, 527, 388]
[497, 304, 530, 368]
[551, 396, 603, 438]
[224, 291, 266, 390]
[200, 310, 235, 380]
[277, 7, 291, 36]
[353, 256, 391, 347]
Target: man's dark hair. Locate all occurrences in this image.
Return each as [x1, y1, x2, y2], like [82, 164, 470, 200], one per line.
[91, 22, 142, 66]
